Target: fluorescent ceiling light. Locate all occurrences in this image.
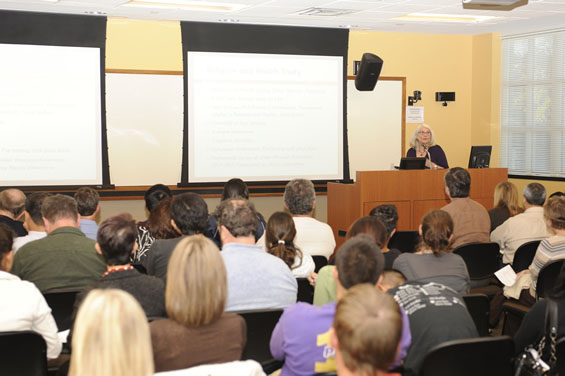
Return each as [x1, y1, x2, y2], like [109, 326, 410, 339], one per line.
[394, 13, 498, 23]
[124, 0, 247, 12]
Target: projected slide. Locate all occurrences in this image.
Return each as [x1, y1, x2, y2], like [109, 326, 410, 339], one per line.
[0, 43, 102, 186]
[187, 52, 343, 183]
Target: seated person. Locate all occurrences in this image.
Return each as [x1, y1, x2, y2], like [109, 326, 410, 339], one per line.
[331, 284, 402, 376]
[0, 223, 61, 359]
[143, 193, 209, 281]
[369, 204, 402, 268]
[74, 187, 100, 241]
[313, 216, 388, 306]
[150, 236, 246, 372]
[74, 215, 166, 319]
[135, 198, 178, 263]
[270, 235, 411, 376]
[12, 194, 105, 293]
[393, 210, 470, 295]
[0, 189, 27, 236]
[13, 192, 50, 253]
[405, 124, 448, 169]
[488, 181, 523, 233]
[265, 211, 315, 278]
[218, 199, 297, 311]
[514, 263, 565, 355]
[205, 178, 266, 248]
[69, 289, 154, 376]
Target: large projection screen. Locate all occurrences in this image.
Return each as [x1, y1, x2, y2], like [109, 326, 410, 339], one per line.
[187, 51, 343, 183]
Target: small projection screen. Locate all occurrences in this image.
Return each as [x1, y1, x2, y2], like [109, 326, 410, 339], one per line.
[180, 22, 349, 184]
[0, 11, 109, 187]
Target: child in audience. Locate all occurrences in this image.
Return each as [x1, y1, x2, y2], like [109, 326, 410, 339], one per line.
[265, 211, 315, 278]
[150, 236, 246, 372]
[69, 289, 153, 376]
[392, 210, 470, 294]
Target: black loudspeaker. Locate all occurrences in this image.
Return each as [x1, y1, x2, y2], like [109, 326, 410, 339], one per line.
[355, 53, 383, 91]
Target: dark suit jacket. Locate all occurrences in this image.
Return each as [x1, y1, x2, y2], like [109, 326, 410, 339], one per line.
[142, 236, 184, 281]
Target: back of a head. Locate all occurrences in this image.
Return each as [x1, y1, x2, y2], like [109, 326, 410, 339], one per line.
[335, 234, 384, 289]
[166, 236, 225, 327]
[97, 215, 138, 266]
[74, 187, 99, 217]
[444, 167, 470, 198]
[420, 210, 454, 256]
[544, 195, 565, 231]
[70, 289, 154, 376]
[147, 197, 178, 239]
[284, 179, 315, 215]
[369, 205, 399, 239]
[333, 284, 402, 375]
[144, 184, 172, 213]
[0, 188, 26, 218]
[265, 211, 300, 269]
[25, 192, 51, 227]
[41, 194, 79, 223]
[215, 198, 258, 238]
[493, 181, 521, 216]
[523, 182, 546, 206]
[0, 223, 14, 271]
[381, 270, 407, 290]
[170, 193, 208, 236]
[222, 178, 249, 201]
[347, 216, 387, 249]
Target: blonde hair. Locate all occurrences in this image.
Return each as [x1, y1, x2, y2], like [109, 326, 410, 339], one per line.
[409, 124, 436, 149]
[69, 289, 153, 376]
[493, 181, 522, 217]
[166, 235, 226, 327]
[545, 195, 565, 230]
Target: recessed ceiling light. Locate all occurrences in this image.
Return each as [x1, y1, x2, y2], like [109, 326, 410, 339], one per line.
[124, 0, 247, 12]
[394, 13, 498, 23]
[339, 24, 358, 29]
[219, 18, 239, 22]
[84, 11, 107, 15]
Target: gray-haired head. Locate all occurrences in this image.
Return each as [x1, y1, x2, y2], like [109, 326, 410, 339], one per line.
[284, 179, 315, 215]
[523, 183, 546, 206]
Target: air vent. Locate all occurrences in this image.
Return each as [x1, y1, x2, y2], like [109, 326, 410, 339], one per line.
[462, 0, 528, 10]
[295, 7, 358, 17]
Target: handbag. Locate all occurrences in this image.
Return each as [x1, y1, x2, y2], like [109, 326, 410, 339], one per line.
[514, 299, 558, 376]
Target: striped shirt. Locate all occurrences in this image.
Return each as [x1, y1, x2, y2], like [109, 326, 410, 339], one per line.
[529, 235, 565, 293]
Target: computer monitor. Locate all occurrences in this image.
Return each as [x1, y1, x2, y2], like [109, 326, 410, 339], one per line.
[468, 146, 492, 168]
[399, 157, 426, 170]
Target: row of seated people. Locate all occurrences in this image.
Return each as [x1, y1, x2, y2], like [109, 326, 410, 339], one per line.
[0, 169, 563, 374]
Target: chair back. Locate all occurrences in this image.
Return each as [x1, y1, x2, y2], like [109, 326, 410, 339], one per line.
[454, 242, 500, 282]
[388, 230, 420, 253]
[312, 256, 328, 273]
[512, 240, 541, 272]
[0, 331, 47, 376]
[462, 294, 490, 337]
[419, 336, 514, 376]
[43, 289, 81, 331]
[296, 278, 314, 304]
[238, 309, 284, 362]
[536, 260, 565, 300]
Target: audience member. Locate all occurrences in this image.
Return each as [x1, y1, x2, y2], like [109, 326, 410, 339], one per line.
[74, 187, 100, 241]
[135, 197, 178, 263]
[441, 167, 490, 248]
[69, 289, 154, 376]
[389, 280, 478, 375]
[270, 235, 411, 376]
[0, 223, 61, 359]
[393, 210, 470, 294]
[74, 215, 166, 319]
[549, 191, 564, 198]
[142, 193, 208, 280]
[218, 199, 297, 311]
[13, 192, 50, 252]
[265, 211, 315, 278]
[283, 179, 336, 259]
[150, 236, 246, 372]
[313, 216, 388, 306]
[370, 204, 403, 266]
[12, 194, 105, 293]
[135, 184, 173, 261]
[0, 188, 27, 236]
[139, 184, 172, 227]
[514, 263, 565, 354]
[491, 182, 550, 264]
[488, 181, 523, 232]
[205, 178, 266, 248]
[331, 284, 402, 376]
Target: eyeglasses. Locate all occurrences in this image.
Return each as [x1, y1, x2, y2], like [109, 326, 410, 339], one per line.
[418, 131, 431, 135]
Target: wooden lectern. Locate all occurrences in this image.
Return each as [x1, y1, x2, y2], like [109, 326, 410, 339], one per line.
[327, 168, 507, 248]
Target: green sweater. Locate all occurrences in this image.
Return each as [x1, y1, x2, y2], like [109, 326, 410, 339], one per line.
[12, 226, 105, 293]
